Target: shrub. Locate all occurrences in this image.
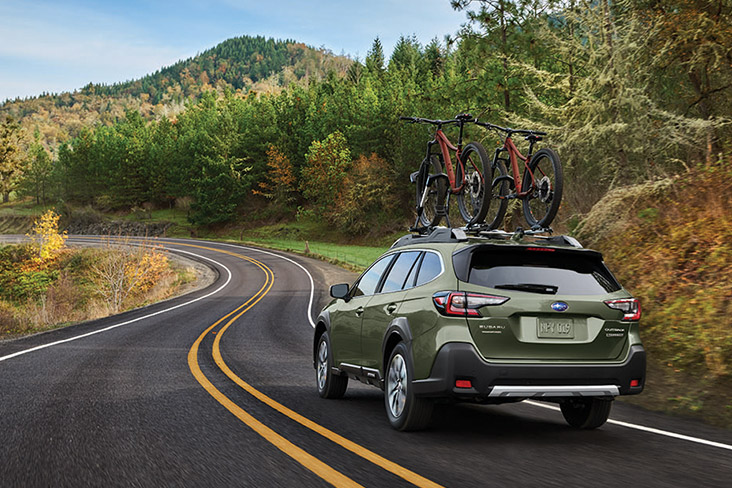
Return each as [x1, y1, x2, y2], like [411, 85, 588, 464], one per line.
[92, 239, 172, 312]
[586, 165, 732, 379]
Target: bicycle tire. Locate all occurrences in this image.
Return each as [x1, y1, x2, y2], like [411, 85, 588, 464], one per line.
[483, 157, 509, 229]
[415, 155, 446, 228]
[455, 142, 492, 226]
[521, 148, 563, 229]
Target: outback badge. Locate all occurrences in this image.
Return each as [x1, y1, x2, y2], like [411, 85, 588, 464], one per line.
[551, 301, 569, 312]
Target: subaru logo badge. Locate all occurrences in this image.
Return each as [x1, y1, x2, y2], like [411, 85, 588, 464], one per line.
[551, 302, 569, 312]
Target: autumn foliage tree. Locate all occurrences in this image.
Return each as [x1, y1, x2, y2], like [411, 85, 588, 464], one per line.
[252, 145, 297, 207]
[27, 210, 67, 263]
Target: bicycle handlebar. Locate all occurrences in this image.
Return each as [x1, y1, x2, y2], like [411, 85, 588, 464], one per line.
[400, 116, 547, 137]
[474, 121, 547, 137]
[399, 116, 461, 126]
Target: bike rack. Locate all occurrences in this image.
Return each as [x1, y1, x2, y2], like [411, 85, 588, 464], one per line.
[405, 224, 582, 249]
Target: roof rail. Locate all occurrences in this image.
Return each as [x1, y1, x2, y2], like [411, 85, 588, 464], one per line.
[391, 226, 583, 249]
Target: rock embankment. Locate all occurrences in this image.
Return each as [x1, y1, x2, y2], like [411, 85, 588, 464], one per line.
[65, 220, 173, 237]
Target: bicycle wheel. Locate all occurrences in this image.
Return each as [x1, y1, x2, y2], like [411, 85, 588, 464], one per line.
[484, 158, 509, 229]
[521, 148, 563, 229]
[456, 142, 493, 226]
[415, 155, 446, 228]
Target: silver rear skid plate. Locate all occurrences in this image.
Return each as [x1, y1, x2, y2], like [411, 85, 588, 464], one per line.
[489, 385, 620, 398]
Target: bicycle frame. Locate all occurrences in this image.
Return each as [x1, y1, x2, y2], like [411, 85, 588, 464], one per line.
[497, 135, 540, 198]
[426, 126, 484, 194]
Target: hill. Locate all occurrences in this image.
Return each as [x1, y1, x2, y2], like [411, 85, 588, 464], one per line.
[577, 164, 732, 427]
[0, 35, 352, 147]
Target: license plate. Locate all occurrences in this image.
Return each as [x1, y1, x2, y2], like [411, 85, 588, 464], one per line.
[537, 318, 574, 338]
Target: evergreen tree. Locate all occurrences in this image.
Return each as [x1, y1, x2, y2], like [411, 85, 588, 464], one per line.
[0, 116, 27, 203]
[365, 37, 385, 76]
[21, 130, 53, 205]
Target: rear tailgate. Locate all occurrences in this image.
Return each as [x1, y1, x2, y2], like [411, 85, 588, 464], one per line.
[464, 291, 631, 360]
[453, 243, 633, 361]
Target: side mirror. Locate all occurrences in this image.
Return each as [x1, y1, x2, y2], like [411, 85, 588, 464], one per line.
[330, 283, 350, 300]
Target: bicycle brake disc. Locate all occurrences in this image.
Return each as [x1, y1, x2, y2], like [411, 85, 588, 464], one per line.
[537, 176, 552, 202]
[469, 171, 482, 200]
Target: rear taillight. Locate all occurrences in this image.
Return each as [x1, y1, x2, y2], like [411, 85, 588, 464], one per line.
[433, 291, 509, 317]
[604, 298, 641, 321]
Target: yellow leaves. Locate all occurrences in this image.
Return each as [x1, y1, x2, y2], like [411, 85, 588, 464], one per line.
[27, 210, 67, 264]
[124, 248, 169, 294]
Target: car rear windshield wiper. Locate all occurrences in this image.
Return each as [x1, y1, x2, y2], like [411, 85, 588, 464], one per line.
[494, 283, 559, 295]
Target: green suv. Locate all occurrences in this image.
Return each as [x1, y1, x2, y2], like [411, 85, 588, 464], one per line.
[313, 228, 645, 431]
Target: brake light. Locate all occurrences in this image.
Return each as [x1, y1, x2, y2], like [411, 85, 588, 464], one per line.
[433, 292, 509, 317]
[526, 247, 555, 252]
[604, 298, 641, 321]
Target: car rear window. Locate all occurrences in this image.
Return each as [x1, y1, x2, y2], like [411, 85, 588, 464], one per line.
[454, 246, 621, 295]
[416, 252, 442, 286]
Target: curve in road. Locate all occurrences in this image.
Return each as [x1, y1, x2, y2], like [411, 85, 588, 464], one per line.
[1, 236, 730, 487]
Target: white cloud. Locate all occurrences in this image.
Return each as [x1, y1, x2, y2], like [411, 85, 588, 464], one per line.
[0, 0, 190, 98]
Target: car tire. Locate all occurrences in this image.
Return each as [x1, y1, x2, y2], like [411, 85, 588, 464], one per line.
[560, 398, 612, 429]
[316, 331, 348, 399]
[384, 342, 433, 431]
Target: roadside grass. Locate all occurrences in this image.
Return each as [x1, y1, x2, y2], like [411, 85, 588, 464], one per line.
[237, 237, 387, 272]
[234, 217, 397, 271]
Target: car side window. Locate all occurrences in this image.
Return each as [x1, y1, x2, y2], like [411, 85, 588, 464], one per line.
[352, 255, 395, 297]
[403, 252, 424, 290]
[380, 251, 422, 293]
[415, 251, 442, 286]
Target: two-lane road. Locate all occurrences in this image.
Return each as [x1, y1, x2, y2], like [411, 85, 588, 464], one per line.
[1, 237, 730, 487]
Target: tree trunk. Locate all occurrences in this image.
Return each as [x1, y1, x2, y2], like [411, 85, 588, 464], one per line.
[500, 1, 511, 112]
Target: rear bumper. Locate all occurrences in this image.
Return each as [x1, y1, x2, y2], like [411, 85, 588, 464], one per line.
[412, 343, 646, 399]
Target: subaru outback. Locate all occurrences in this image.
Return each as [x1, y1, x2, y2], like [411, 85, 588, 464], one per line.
[313, 228, 645, 431]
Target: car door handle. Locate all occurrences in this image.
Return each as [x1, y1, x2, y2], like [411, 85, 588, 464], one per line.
[386, 303, 398, 314]
[355, 306, 364, 316]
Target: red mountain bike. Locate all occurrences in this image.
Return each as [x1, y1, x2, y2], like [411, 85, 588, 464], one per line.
[475, 121, 563, 230]
[400, 113, 500, 230]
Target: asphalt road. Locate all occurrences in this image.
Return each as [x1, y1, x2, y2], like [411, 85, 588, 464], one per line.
[1, 237, 730, 487]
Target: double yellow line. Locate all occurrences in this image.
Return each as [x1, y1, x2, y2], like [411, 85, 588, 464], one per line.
[186, 246, 443, 488]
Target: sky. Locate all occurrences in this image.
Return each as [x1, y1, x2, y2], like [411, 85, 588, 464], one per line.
[0, 0, 469, 102]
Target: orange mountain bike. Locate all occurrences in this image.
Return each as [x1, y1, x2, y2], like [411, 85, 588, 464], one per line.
[400, 113, 501, 231]
[475, 121, 563, 230]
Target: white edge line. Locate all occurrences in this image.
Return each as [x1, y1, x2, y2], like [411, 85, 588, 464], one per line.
[0, 247, 232, 363]
[198, 240, 317, 327]
[525, 400, 732, 452]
